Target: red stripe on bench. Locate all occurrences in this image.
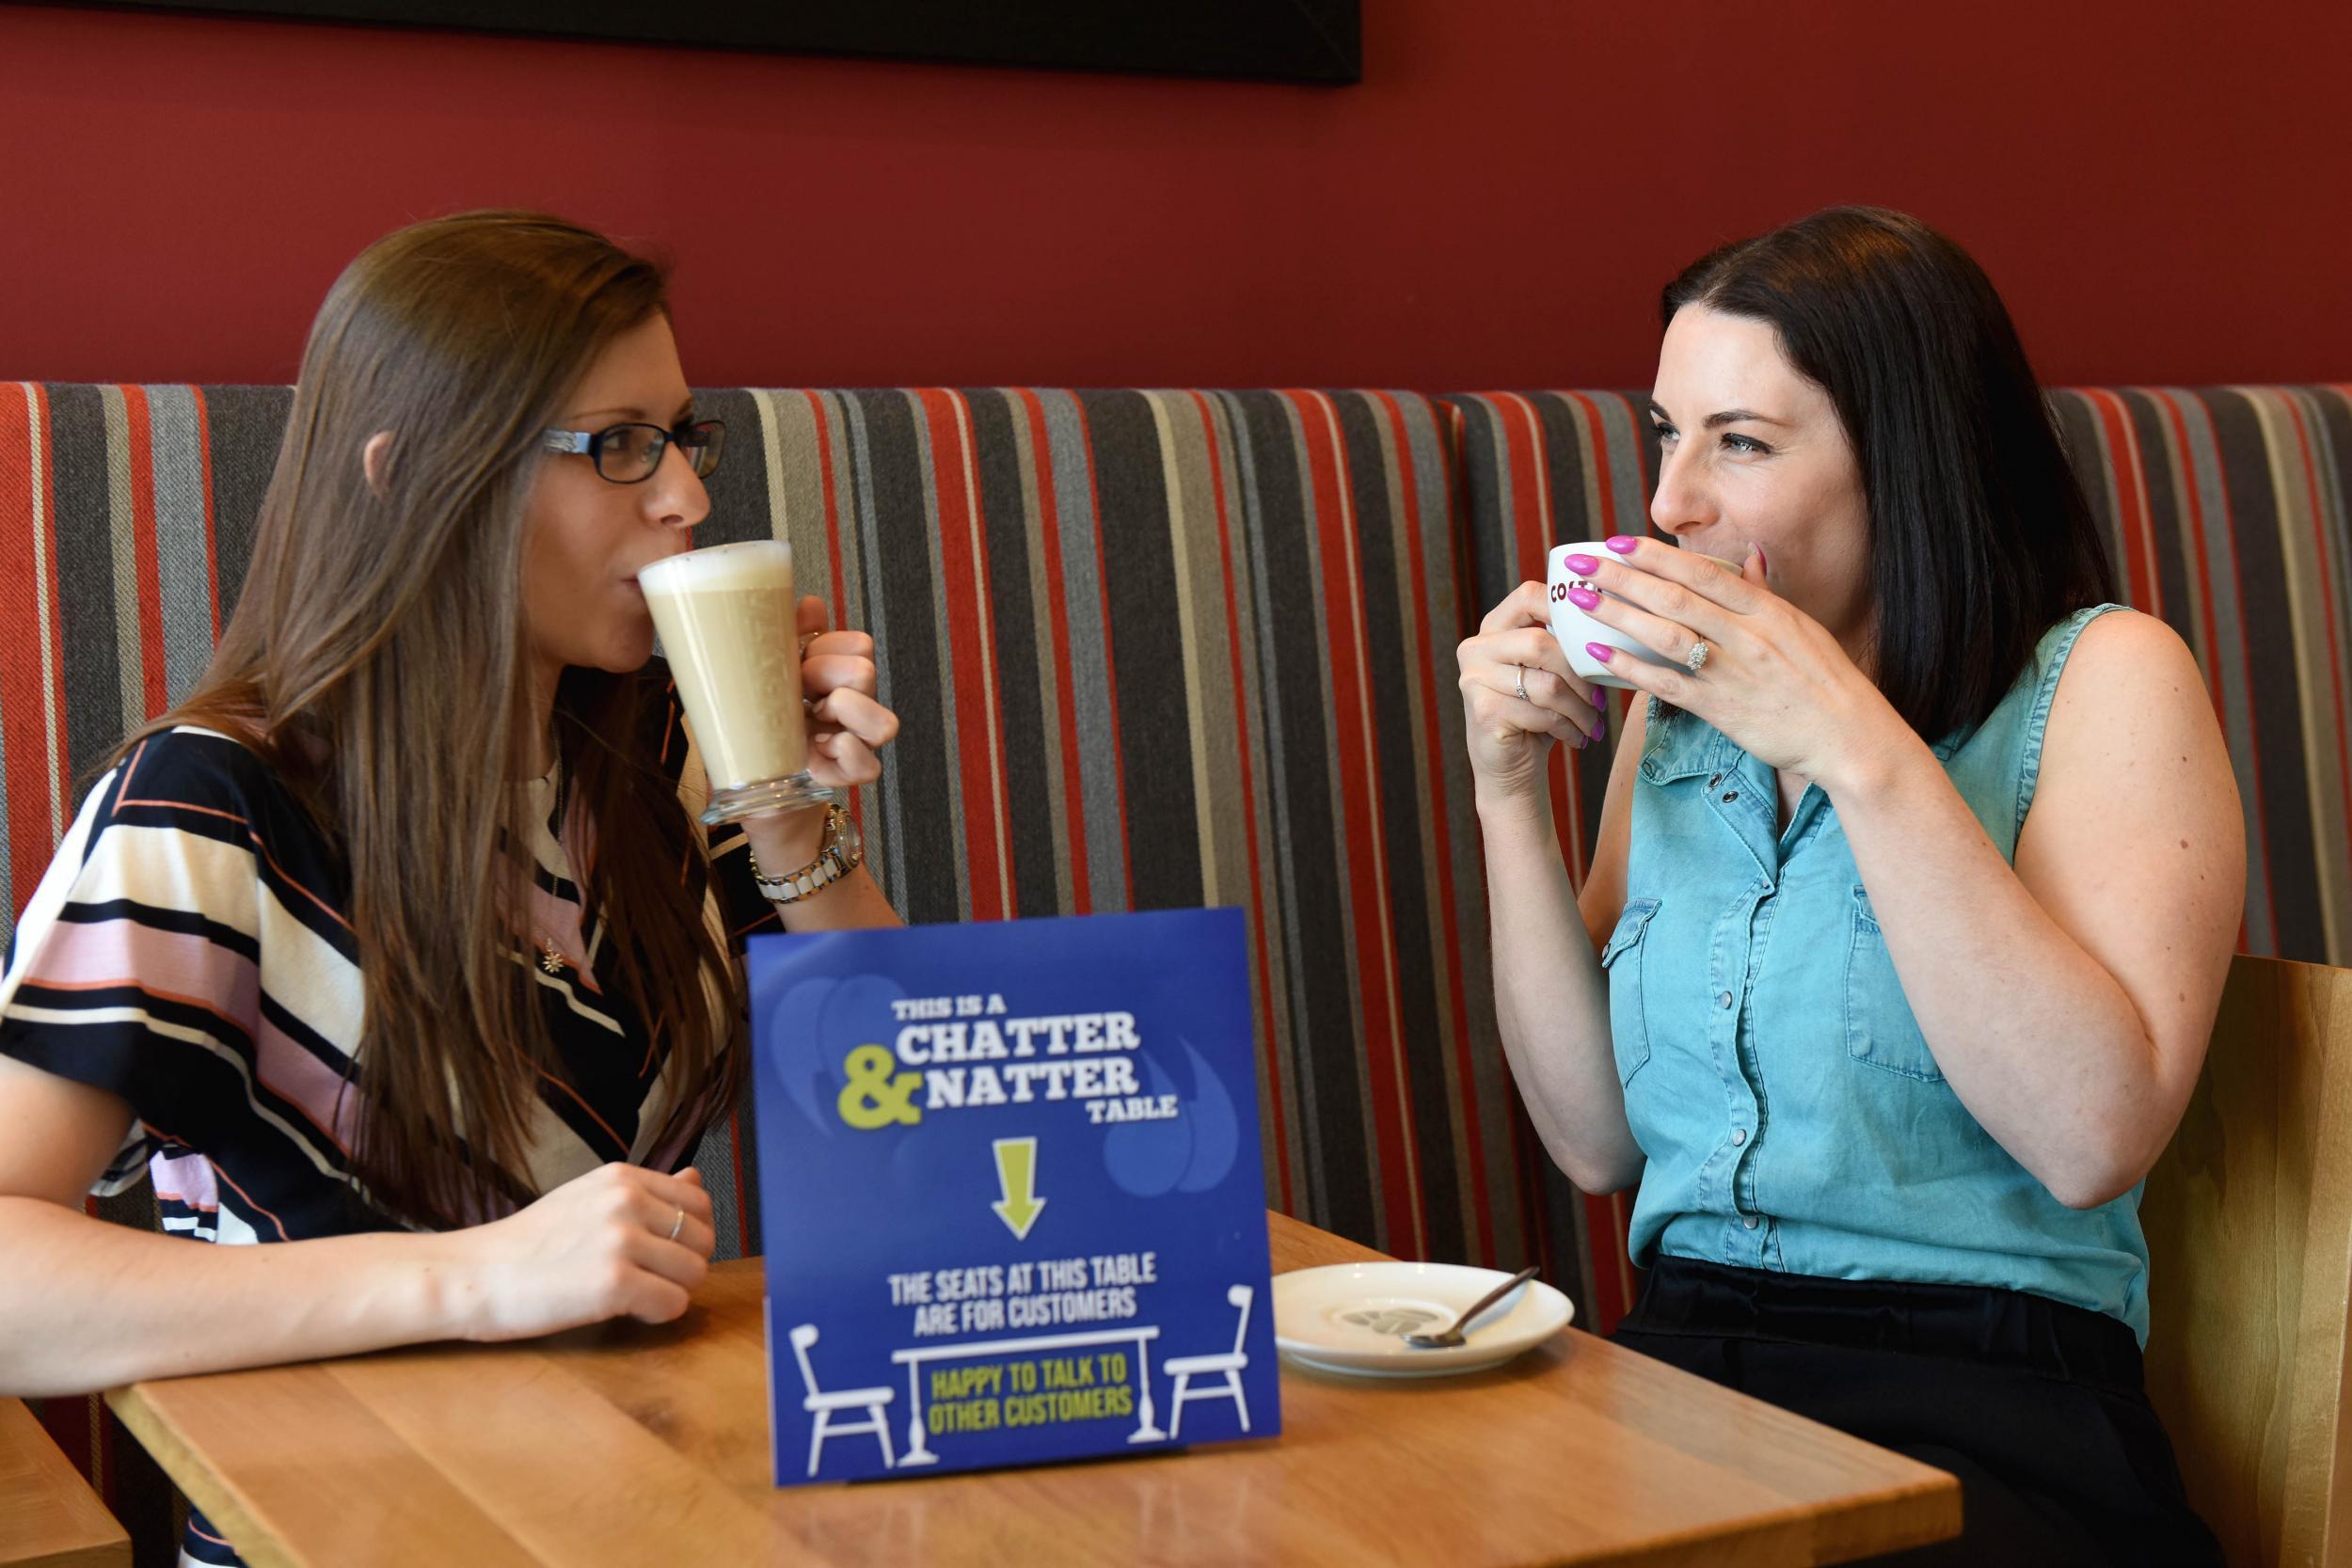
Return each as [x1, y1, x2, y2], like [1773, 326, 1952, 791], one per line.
[1378, 389, 1495, 1266]
[194, 388, 221, 637]
[123, 387, 167, 717]
[797, 392, 862, 847]
[1068, 394, 1135, 907]
[0, 383, 69, 926]
[2281, 395, 2352, 882]
[1565, 391, 1618, 539]
[2088, 388, 2160, 615]
[2154, 391, 2260, 954]
[1188, 390, 1293, 1214]
[1018, 389, 1096, 913]
[1290, 388, 1424, 1259]
[919, 389, 1013, 922]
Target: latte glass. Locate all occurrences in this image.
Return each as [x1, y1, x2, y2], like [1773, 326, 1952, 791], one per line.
[637, 540, 832, 824]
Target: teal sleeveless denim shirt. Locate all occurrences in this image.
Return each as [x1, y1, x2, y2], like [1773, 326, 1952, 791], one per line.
[1607, 605, 2153, 1340]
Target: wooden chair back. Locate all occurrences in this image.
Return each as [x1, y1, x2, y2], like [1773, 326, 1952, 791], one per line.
[2144, 955, 2352, 1566]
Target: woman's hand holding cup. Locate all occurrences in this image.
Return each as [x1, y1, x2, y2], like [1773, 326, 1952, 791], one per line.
[1558, 534, 1897, 789]
[1455, 580, 1610, 809]
[735, 595, 900, 873]
[792, 594, 898, 791]
[1548, 541, 1687, 689]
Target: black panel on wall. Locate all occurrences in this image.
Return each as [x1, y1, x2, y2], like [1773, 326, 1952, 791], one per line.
[57, 0, 1363, 83]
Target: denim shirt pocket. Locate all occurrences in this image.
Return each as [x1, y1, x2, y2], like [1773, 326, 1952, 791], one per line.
[1600, 897, 1661, 1085]
[1843, 884, 1944, 1083]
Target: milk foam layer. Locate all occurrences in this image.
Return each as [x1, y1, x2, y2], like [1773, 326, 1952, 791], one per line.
[637, 538, 795, 594]
[638, 542, 807, 788]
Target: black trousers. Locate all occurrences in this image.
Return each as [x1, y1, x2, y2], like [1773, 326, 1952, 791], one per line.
[1611, 1257, 2223, 1568]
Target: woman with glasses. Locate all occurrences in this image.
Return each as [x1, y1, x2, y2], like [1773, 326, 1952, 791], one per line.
[1457, 208, 2234, 1563]
[0, 213, 898, 1563]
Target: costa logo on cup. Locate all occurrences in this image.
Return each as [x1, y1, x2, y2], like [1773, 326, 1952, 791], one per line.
[1548, 538, 1667, 690]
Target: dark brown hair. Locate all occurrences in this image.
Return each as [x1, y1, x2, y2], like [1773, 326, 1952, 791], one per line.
[1663, 206, 2114, 740]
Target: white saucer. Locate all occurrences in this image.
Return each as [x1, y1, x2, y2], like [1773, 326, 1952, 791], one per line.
[1272, 1262, 1574, 1378]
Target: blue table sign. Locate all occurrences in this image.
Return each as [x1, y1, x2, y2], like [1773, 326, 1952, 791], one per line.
[748, 907, 1281, 1486]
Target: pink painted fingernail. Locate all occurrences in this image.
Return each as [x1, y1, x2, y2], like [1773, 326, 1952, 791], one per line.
[1754, 542, 1769, 574]
[1566, 587, 1601, 610]
[1585, 642, 1615, 664]
[1605, 535, 1641, 554]
[1590, 716, 1608, 741]
[1563, 553, 1600, 574]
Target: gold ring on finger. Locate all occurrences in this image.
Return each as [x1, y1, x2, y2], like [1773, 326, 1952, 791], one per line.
[1514, 663, 1529, 702]
[1686, 639, 1712, 673]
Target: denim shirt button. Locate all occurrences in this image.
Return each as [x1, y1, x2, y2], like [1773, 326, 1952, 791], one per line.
[1730, 1128, 1747, 1146]
[1716, 990, 1734, 1009]
[1742, 1214, 1760, 1230]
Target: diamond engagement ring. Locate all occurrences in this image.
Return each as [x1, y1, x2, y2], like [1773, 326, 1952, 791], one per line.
[1685, 639, 1712, 673]
[1514, 663, 1529, 702]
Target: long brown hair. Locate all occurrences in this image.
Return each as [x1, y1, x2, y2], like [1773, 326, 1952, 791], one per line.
[125, 211, 740, 1228]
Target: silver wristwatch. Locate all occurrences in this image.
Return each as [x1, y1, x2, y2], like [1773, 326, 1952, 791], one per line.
[750, 802, 865, 905]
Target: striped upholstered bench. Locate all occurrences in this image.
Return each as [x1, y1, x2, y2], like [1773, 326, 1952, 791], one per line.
[0, 385, 1514, 1262]
[660, 388, 1518, 1273]
[4, 381, 2347, 1555]
[0, 385, 1526, 1557]
[1450, 385, 2352, 1330]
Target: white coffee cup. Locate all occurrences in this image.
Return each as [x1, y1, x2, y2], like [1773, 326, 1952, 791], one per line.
[637, 540, 833, 825]
[1547, 541, 1680, 691]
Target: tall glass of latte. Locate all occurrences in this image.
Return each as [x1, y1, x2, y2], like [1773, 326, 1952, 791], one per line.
[637, 540, 831, 825]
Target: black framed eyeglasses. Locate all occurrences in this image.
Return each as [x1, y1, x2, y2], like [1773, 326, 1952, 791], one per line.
[541, 418, 726, 484]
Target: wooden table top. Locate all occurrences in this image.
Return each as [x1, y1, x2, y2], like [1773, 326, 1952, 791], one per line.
[108, 1214, 1959, 1566]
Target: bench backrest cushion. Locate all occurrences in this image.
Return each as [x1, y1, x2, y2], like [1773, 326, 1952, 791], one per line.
[0, 385, 1570, 1291]
[677, 388, 1539, 1277]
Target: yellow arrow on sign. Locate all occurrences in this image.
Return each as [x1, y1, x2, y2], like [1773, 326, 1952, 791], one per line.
[991, 1136, 1046, 1241]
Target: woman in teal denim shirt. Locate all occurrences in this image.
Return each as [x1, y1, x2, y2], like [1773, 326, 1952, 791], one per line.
[1457, 208, 2241, 1564]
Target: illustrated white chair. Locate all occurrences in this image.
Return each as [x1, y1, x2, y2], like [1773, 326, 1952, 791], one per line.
[1164, 1284, 1253, 1440]
[787, 1323, 896, 1479]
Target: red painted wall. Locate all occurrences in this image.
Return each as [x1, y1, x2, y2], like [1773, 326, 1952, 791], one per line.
[3, 0, 2347, 391]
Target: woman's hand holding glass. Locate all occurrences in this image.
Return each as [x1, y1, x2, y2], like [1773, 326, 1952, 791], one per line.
[731, 594, 901, 878]
[1455, 580, 1610, 808]
[792, 594, 898, 791]
[1564, 536, 1902, 791]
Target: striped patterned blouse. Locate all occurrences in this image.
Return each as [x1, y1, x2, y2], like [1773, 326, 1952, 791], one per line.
[0, 687, 773, 1566]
